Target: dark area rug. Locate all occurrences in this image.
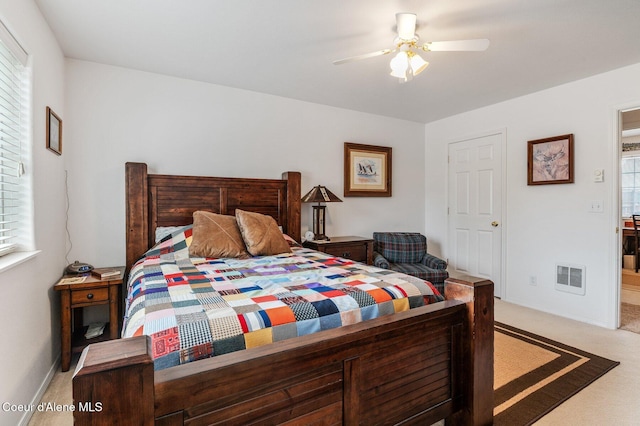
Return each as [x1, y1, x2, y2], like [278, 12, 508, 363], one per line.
[494, 322, 619, 425]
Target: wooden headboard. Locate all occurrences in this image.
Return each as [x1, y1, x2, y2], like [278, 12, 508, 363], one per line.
[125, 162, 301, 271]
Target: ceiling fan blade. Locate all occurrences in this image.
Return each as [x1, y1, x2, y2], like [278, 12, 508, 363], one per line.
[424, 39, 490, 52]
[333, 49, 394, 65]
[396, 13, 417, 40]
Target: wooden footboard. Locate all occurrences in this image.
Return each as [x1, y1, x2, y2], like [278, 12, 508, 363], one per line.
[73, 277, 493, 425]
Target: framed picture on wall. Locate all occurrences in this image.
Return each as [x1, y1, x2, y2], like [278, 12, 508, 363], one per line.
[527, 134, 574, 185]
[344, 142, 392, 197]
[46, 106, 62, 155]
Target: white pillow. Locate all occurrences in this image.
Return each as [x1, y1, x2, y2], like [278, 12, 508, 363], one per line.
[155, 226, 184, 243]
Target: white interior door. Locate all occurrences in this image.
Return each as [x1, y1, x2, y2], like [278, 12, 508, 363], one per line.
[448, 131, 504, 297]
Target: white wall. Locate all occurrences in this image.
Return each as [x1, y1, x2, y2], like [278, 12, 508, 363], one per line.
[0, 1, 66, 425]
[425, 62, 640, 328]
[64, 59, 426, 268]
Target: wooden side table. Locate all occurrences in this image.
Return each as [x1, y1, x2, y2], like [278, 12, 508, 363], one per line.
[303, 236, 374, 265]
[54, 266, 125, 372]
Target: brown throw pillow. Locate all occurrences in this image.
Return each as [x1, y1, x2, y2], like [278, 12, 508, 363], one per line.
[235, 209, 292, 256]
[189, 211, 250, 259]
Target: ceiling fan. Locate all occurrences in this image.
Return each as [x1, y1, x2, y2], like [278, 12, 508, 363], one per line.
[333, 13, 489, 82]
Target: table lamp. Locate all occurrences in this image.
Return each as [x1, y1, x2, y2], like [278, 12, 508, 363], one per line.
[301, 185, 342, 241]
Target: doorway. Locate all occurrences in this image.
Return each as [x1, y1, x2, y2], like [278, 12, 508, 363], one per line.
[619, 108, 640, 332]
[447, 130, 505, 298]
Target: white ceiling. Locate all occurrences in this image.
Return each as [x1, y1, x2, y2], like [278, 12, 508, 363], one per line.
[34, 0, 640, 123]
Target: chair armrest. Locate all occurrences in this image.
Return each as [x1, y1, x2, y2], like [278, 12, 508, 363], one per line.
[373, 251, 390, 269]
[421, 253, 447, 270]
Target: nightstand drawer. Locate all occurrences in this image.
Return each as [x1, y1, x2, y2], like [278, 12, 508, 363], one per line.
[303, 236, 374, 265]
[323, 244, 367, 262]
[71, 288, 109, 305]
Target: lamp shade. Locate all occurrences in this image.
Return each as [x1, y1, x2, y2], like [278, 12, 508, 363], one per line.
[301, 185, 342, 204]
[389, 51, 409, 79]
[302, 185, 341, 241]
[410, 54, 429, 76]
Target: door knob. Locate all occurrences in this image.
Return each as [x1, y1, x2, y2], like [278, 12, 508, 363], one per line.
[491, 221, 499, 227]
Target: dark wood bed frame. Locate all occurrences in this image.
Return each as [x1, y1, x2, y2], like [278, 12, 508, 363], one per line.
[72, 162, 494, 425]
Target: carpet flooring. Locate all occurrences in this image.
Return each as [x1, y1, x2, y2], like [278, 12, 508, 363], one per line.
[28, 320, 621, 426]
[620, 302, 640, 333]
[494, 322, 619, 426]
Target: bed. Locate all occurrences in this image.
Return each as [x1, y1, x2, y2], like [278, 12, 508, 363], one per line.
[72, 162, 494, 425]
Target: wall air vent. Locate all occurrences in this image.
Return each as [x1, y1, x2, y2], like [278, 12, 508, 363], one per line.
[555, 263, 586, 295]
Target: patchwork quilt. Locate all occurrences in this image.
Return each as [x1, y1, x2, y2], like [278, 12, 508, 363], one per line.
[122, 226, 444, 370]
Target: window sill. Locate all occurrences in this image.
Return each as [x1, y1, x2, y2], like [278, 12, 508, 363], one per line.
[0, 250, 41, 274]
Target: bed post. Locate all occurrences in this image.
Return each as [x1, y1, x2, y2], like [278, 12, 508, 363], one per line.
[445, 276, 494, 426]
[282, 171, 301, 242]
[73, 336, 155, 425]
[125, 162, 149, 272]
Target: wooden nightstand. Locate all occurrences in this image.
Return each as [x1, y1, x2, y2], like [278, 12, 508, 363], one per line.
[54, 266, 125, 372]
[303, 236, 374, 265]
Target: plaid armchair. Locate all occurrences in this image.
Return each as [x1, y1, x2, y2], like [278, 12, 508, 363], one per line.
[372, 232, 449, 293]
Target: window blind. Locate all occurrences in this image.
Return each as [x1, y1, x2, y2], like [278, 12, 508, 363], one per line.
[0, 21, 27, 257]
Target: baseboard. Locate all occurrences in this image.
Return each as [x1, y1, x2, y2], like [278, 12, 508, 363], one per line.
[17, 355, 61, 426]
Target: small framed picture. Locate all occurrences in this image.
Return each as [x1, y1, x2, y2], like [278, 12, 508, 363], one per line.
[527, 134, 574, 185]
[344, 142, 392, 197]
[46, 106, 62, 155]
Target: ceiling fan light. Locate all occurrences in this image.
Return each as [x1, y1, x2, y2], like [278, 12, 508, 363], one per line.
[390, 68, 407, 79]
[389, 52, 409, 80]
[410, 53, 429, 76]
[389, 52, 409, 73]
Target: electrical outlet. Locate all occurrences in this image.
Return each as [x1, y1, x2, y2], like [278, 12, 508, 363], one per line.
[529, 276, 537, 286]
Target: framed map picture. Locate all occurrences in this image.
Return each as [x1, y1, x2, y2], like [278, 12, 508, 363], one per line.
[344, 142, 392, 197]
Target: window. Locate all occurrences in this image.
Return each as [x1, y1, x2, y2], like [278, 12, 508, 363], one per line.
[621, 155, 640, 217]
[0, 21, 28, 257]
